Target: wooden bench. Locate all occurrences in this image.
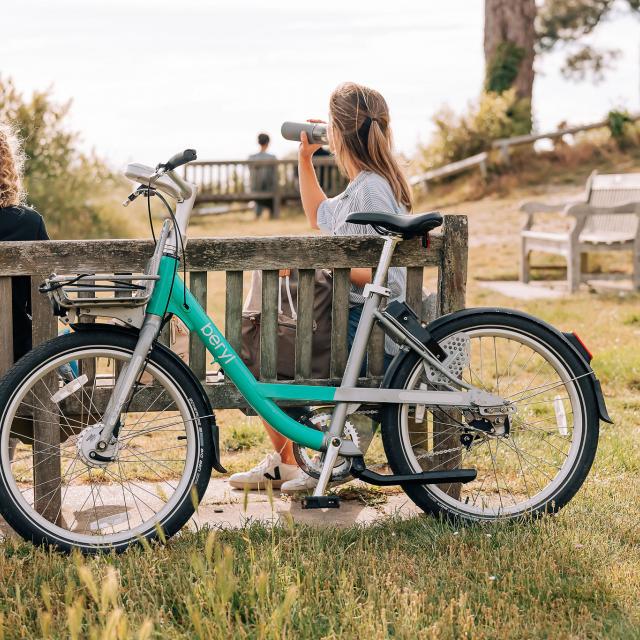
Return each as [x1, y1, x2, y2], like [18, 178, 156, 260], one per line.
[0, 216, 467, 513]
[519, 172, 640, 292]
[184, 157, 348, 218]
[0, 215, 468, 404]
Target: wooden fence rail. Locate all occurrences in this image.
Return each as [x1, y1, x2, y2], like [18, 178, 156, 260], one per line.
[0, 215, 468, 410]
[410, 152, 488, 189]
[410, 113, 640, 188]
[492, 113, 640, 164]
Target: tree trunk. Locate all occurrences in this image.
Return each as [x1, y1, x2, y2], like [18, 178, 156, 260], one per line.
[484, 0, 536, 102]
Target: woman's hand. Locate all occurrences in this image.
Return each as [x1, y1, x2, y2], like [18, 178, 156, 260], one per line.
[298, 119, 326, 161]
[297, 119, 328, 229]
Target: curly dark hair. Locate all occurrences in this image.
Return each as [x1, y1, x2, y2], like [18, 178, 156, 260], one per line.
[0, 123, 24, 208]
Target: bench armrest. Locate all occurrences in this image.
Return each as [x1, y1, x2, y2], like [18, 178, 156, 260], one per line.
[519, 198, 585, 231]
[519, 199, 584, 214]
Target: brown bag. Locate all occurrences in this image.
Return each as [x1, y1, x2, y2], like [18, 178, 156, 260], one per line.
[241, 269, 332, 379]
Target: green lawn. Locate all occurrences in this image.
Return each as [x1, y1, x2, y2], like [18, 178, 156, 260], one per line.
[1, 181, 639, 639]
[0, 448, 637, 639]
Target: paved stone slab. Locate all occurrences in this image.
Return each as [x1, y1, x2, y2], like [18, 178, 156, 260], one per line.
[586, 279, 635, 293]
[192, 478, 421, 529]
[0, 477, 423, 540]
[479, 280, 567, 300]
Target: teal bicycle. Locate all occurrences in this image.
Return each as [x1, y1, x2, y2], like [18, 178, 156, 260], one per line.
[0, 150, 611, 552]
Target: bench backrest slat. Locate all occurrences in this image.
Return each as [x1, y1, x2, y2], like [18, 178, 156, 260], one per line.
[583, 173, 640, 238]
[294, 269, 315, 380]
[329, 268, 351, 379]
[189, 271, 208, 380]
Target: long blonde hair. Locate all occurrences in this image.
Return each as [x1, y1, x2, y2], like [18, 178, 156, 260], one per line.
[0, 123, 25, 208]
[329, 82, 412, 211]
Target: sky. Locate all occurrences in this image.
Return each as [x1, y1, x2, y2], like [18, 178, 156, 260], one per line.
[2, 0, 639, 168]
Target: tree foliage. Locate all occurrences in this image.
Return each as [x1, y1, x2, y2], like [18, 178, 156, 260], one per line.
[537, 0, 640, 82]
[607, 108, 640, 148]
[485, 42, 527, 94]
[0, 76, 130, 239]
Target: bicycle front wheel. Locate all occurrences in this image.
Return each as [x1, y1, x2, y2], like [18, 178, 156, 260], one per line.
[0, 329, 214, 553]
[381, 311, 600, 522]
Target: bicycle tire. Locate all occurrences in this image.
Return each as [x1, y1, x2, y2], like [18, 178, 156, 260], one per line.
[0, 329, 214, 553]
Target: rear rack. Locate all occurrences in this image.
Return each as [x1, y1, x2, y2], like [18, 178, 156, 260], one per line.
[40, 273, 159, 309]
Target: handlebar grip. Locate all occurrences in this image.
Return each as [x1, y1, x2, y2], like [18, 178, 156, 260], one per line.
[163, 149, 197, 171]
[281, 122, 328, 144]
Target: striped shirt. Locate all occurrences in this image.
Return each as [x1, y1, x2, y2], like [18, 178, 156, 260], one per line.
[317, 170, 407, 354]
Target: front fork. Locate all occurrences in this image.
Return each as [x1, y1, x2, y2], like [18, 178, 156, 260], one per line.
[95, 314, 163, 451]
[94, 219, 173, 451]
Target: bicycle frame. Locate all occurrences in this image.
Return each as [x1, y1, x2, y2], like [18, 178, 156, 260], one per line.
[89, 251, 503, 458]
[93, 164, 508, 480]
[16, 155, 605, 532]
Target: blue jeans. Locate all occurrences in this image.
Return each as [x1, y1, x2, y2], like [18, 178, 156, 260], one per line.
[348, 305, 393, 377]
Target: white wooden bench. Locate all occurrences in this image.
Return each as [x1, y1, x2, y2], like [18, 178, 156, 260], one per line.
[519, 172, 640, 292]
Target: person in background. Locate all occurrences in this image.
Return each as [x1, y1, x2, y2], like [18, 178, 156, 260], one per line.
[229, 82, 410, 494]
[248, 132, 277, 218]
[0, 123, 49, 364]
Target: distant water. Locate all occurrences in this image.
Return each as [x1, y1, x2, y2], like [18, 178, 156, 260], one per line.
[2, 0, 639, 167]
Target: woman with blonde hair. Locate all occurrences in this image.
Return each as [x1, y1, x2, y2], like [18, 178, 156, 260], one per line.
[229, 82, 413, 493]
[0, 123, 49, 362]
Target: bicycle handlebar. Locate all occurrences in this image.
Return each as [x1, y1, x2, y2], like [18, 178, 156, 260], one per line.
[159, 149, 197, 172]
[124, 155, 197, 206]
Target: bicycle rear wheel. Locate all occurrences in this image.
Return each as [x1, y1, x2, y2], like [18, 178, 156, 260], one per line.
[0, 329, 214, 553]
[382, 311, 600, 521]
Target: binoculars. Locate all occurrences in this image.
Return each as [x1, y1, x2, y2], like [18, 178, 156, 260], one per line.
[281, 121, 328, 145]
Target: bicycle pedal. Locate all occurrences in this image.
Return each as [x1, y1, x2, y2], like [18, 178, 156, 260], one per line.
[301, 496, 340, 509]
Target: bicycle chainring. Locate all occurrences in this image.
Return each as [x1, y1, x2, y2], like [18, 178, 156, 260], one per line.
[291, 408, 360, 480]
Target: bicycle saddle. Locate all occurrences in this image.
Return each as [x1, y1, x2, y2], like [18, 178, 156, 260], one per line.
[345, 211, 443, 239]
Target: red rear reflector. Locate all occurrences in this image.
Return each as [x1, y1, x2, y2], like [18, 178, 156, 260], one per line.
[572, 332, 593, 361]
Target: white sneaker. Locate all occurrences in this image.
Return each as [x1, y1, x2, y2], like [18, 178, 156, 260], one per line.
[280, 468, 347, 494]
[228, 452, 299, 490]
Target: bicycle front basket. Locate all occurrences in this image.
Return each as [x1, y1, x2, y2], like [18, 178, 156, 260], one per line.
[39, 272, 160, 310]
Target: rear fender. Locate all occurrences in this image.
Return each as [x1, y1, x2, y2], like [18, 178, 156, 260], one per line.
[383, 307, 612, 424]
[71, 322, 227, 472]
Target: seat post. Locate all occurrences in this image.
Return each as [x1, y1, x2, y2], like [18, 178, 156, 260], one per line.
[372, 234, 401, 289]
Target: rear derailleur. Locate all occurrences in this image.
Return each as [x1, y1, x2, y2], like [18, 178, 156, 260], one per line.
[460, 412, 510, 449]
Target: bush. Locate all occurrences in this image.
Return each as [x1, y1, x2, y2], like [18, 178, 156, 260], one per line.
[420, 89, 531, 169]
[607, 109, 640, 150]
[0, 76, 131, 239]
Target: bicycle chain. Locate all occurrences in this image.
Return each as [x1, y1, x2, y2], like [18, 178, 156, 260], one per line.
[348, 408, 465, 472]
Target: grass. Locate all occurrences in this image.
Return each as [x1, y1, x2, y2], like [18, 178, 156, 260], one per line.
[2, 157, 640, 638]
[0, 463, 637, 639]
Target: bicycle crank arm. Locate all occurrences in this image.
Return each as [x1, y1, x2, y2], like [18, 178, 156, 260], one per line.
[351, 458, 477, 486]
